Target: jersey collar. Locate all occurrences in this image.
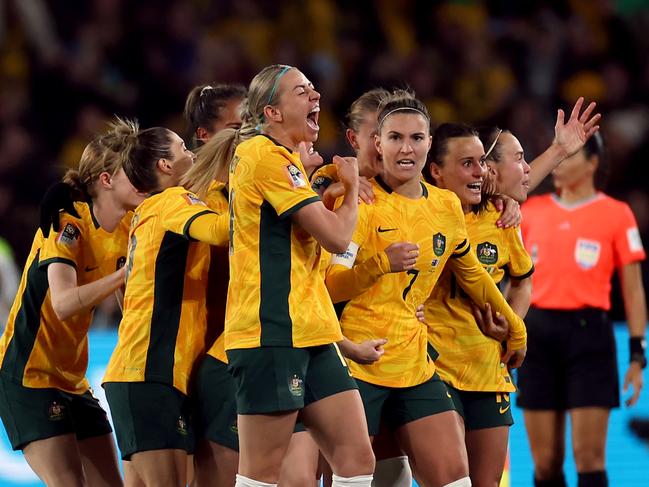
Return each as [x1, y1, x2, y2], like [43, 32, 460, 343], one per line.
[375, 175, 428, 199]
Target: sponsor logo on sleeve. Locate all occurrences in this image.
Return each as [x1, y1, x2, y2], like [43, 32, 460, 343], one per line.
[57, 223, 80, 246]
[627, 227, 644, 253]
[574, 238, 601, 269]
[330, 242, 359, 268]
[286, 164, 307, 188]
[183, 193, 206, 206]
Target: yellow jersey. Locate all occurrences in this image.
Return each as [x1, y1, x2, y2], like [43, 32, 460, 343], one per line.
[326, 177, 471, 388]
[204, 180, 230, 363]
[427, 203, 534, 392]
[0, 202, 129, 393]
[103, 187, 216, 394]
[225, 135, 341, 350]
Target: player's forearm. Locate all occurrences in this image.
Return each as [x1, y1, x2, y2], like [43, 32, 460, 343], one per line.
[326, 253, 390, 303]
[188, 212, 229, 246]
[621, 266, 647, 339]
[449, 253, 527, 349]
[508, 278, 532, 319]
[329, 186, 359, 250]
[52, 268, 125, 321]
[528, 143, 568, 192]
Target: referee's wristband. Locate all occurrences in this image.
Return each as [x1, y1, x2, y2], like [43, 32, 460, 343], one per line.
[630, 337, 647, 369]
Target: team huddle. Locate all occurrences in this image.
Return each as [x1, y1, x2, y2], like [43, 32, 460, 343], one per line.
[0, 63, 645, 487]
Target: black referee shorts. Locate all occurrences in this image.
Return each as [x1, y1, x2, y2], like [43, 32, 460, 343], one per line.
[517, 307, 619, 410]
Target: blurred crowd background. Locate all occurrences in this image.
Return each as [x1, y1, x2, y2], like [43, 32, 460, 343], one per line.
[1, 0, 649, 328]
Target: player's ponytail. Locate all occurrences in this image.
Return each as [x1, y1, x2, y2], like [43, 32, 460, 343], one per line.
[183, 83, 247, 149]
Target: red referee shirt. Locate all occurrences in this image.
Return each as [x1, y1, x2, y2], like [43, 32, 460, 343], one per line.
[521, 193, 645, 310]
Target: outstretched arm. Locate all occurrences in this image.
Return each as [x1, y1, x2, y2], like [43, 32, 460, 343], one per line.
[528, 97, 601, 192]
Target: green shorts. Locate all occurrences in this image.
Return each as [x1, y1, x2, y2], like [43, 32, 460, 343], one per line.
[0, 375, 112, 450]
[357, 373, 456, 436]
[226, 344, 357, 415]
[446, 384, 514, 430]
[193, 356, 239, 451]
[103, 382, 195, 460]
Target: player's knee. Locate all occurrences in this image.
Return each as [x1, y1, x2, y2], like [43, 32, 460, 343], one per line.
[331, 444, 375, 478]
[278, 464, 319, 487]
[533, 449, 564, 479]
[573, 444, 606, 472]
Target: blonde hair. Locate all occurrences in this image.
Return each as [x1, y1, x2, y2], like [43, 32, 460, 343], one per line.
[345, 88, 390, 132]
[182, 64, 294, 197]
[63, 118, 139, 200]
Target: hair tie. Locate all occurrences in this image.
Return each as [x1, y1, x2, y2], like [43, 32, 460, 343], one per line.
[266, 66, 292, 106]
[255, 123, 262, 133]
[484, 129, 503, 159]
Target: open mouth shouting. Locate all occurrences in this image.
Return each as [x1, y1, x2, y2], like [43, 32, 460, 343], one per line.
[306, 105, 320, 131]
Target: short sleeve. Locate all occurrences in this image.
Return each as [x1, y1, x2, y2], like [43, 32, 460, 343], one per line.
[613, 204, 646, 267]
[39, 213, 84, 270]
[505, 226, 534, 279]
[255, 150, 320, 219]
[160, 190, 216, 239]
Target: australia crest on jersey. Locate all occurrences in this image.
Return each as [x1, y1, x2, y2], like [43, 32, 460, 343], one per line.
[477, 242, 498, 265]
[433, 232, 446, 256]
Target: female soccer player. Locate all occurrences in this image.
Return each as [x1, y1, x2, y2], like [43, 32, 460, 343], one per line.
[102, 124, 230, 486]
[325, 91, 527, 487]
[0, 122, 143, 487]
[518, 132, 646, 487]
[424, 123, 533, 487]
[206, 64, 374, 487]
[422, 98, 600, 487]
[184, 83, 247, 148]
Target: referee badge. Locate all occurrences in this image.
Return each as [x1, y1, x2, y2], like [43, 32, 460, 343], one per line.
[433, 233, 446, 256]
[574, 238, 601, 269]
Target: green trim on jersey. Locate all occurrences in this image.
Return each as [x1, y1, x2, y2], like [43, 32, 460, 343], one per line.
[144, 232, 190, 384]
[259, 200, 293, 346]
[1, 251, 50, 380]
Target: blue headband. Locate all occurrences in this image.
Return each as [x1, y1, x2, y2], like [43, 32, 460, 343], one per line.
[266, 66, 292, 106]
